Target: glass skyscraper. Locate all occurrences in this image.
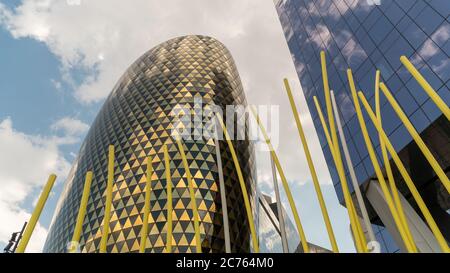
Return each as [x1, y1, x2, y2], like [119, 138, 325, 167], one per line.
[43, 35, 257, 253]
[275, 0, 449, 252]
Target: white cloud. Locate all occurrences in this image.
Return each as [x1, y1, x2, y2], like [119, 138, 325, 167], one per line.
[0, 0, 354, 251]
[51, 117, 89, 137]
[0, 118, 72, 252]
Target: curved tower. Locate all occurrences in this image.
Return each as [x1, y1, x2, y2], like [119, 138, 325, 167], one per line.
[43, 35, 256, 253]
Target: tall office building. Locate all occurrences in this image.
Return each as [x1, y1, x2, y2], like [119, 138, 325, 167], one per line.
[275, 0, 449, 252]
[43, 35, 257, 253]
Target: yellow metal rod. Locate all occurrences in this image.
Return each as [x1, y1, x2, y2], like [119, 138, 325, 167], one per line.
[375, 72, 415, 248]
[249, 106, 309, 253]
[321, 51, 339, 153]
[319, 52, 367, 252]
[380, 82, 450, 194]
[15, 174, 57, 253]
[163, 144, 173, 253]
[215, 113, 259, 253]
[70, 171, 93, 253]
[313, 97, 365, 253]
[283, 78, 339, 253]
[348, 70, 417, 253]
[100, 145, 115, 253]
[176, 138, 202, 253]
[358, 91, 450, 253]
[139, 156, 153, 253]
[400, 56, 450, 121]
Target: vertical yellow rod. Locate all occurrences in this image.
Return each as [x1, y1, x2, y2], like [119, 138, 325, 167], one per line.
[176, 138, 202, 253]
[348, 70, 417, 253]
[380, 82, 450, 194]
[139, 156, 152, 253]
[283, 78, 338, 253]
[100, 145, 115, 253]
[70, 171, 93, 253]
[163, 144, 173, 253]
[400, 56, 450, 121]
[249, 107, 309, 253]
[319, 51, 367, 252]
[358, 92, 450, 253]
[375, 72, 415, 248]
[215, 113, 259, 253]
[15, 174, 57, 253]
[313, 97, 365, 253]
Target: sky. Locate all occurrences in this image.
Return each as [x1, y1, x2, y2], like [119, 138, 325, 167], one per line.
[0, 0, 355, 252]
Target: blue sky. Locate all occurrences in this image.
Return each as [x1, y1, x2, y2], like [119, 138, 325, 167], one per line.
[0, 0, 355, 252]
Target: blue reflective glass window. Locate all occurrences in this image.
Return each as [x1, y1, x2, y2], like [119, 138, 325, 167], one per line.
[355, 27, 376, 56]
[333, 182, 344, 203]
[427, 0, 450, 18]
[345, 12, 360, 33]
[437, 84, 450, 105]
[396, 0, 417, 13]
[380, 228, 401, 253]
[416, 63, 444, 90]
[422, 97, 442, 122]
[385, 36, 415, 71]
[408, 1, 428, 19]
[409, 108, 430, 133]
[353, 131, 369, 159]
[415, 5, 444, 35]
[379, 103, 401, 135]
[402, 20, 428, 50]
[384, 1, 405, 26]
[363, 8, 382, 31]
[372, 52, 394, 79]
[394, 87, 419, 116]
[354, 162, 367, 185]
[390, 124, 411, 151]
[369, 15, 393, 45]
[428, 49, 450, 83]
[362, 155, 374, 178]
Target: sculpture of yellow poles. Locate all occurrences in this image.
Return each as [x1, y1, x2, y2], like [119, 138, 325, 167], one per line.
[69, 171, 93, 253]
[379, 82, 450, 194]
[100, 145, 115, 253]
[283, 78, 338, 253]
[357, 91, 450, 253]
[400, 56, 450, 121]
[348, 69, 417, 253]
[249, 106, 309, 253]
[15, 174, 57, 253]
[215, 113, 259, 253]
[163, 144, 173, 253]
[175, 138, 202, 253]
[139, 156, 153, 253]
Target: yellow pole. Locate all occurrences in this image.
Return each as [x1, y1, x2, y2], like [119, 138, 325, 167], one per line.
[100, 145, 115, 253]
[347, 69, 417, 253]
[163, 144, 173, 253]
[283, 78, 339, 253]
[15, 174, 57, 253]
[215, 113, 259, 253]
[380, 82, 450, 194]
[375, 72, 415, 248]
[400, 56, 450, 121]
[313, 97, 365, 253]
[319, 51, 367, 252]
[139, 156, 153, 253]
[358, 91, 450, 253]
[176, 138, 202, 253]
[69, 171, 93, 253]
[249, 107, 309, 253]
